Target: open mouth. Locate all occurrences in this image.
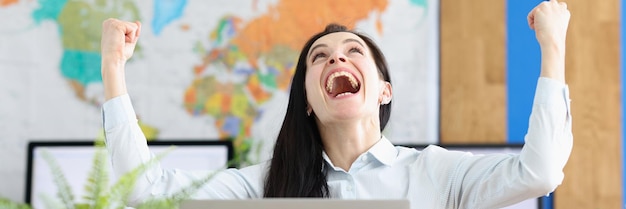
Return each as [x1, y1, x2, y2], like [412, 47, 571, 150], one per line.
[325, 71, 361, 98]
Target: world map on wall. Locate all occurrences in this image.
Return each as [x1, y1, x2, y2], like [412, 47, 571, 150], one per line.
[0, 0, 437, 201]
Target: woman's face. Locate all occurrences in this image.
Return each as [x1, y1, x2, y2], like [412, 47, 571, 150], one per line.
[305, 32, 391, 124]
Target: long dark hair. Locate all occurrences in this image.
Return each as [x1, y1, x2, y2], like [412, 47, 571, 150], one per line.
[263, 23, 392, 197]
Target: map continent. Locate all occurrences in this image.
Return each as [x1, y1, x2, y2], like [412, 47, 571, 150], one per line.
[184, 0, 389, 160]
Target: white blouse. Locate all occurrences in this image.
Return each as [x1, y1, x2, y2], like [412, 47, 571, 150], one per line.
[103, 77, 572, 209]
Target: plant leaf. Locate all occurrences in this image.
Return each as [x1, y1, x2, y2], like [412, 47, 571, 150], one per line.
[134, 170, 219, 209]
[39, 193, 63, 209]
[105, 146, 175, 209]
[0, 197, 32, 209]
[82, 140, 109, 209]
[133, 198, 177, 209]
[41, 149, 76, 209]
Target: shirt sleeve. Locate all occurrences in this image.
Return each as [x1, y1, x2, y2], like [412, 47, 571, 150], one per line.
[102, 95, 262, 206]
[447, 77, 573, 208]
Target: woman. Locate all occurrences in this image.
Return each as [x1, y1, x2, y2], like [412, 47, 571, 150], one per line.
[101, 0, 572, 208]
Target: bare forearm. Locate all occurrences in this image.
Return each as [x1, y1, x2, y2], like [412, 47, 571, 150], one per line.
[540, 42, 566, 83]
[102, 57, 128, 101]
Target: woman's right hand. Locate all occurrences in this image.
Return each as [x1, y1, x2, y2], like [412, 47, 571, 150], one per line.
[101, 18, 141, 64]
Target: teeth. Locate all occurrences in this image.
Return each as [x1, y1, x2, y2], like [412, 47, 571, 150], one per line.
[326, 71, 358, 93]
[336, 92, 353, 97]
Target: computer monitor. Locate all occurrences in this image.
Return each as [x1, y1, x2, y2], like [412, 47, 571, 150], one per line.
[24, 140, 233, 209]
[400, 143, 548, 209]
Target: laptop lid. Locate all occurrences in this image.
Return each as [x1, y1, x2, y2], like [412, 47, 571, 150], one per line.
[25, 140, 233, 209]
[180, 199, 410, 209]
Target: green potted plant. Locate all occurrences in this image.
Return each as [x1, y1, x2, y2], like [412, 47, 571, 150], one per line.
[4, 139, 219, 209]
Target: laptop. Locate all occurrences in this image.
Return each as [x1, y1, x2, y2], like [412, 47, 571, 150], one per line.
[180, 199, 410, 209]
[25, 140, 233, 209]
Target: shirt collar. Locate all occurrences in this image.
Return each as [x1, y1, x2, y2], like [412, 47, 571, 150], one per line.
[368, 135, 397, 166]
[322, 135, 397, 169]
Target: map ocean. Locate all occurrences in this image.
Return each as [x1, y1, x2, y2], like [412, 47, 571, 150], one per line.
[0, 0, 438, 202]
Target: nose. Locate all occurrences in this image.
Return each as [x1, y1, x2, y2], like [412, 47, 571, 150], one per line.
[328, 52, 347, 64]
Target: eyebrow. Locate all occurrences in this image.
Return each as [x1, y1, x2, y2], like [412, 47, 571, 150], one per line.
[308, 38, 365, 58]
[343, 38, 365, 47]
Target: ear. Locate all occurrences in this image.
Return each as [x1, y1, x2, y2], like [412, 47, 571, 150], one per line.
[379, 81, 392, 105]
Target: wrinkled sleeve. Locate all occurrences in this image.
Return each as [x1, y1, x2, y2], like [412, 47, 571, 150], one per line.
[102, 95, 261, 206]
[445, 77, 573, 209]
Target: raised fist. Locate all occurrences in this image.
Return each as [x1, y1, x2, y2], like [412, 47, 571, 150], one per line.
[527, 0, 571, 48]
[101, 18, 141, 63]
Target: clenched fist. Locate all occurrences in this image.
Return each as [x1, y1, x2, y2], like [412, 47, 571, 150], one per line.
[101, 18, 142, 64]
[528, 0, 570, 49]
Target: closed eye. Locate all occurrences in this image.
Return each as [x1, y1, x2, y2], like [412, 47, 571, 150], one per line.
[312, 52, 327, 62]
[349, 47, 363, 54]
